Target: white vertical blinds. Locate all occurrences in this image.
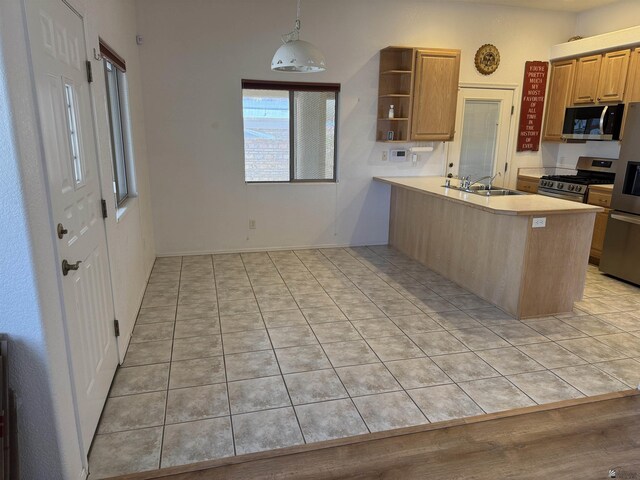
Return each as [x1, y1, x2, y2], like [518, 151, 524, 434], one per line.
[293, 91, 336, 181]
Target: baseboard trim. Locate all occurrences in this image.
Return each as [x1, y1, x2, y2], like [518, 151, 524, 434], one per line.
[154, 241, 389, 258]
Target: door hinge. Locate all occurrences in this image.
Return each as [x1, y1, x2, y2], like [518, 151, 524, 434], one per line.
[101, 198, 108, 219]
[511, 105, 515, 115]
[114, 319, 120, 337]
[86, 60, 93, 83]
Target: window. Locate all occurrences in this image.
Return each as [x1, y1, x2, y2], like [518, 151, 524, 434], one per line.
[242, 80, 339, 183]
[101, 40, 131, 206]
[63, 83, 84, 185]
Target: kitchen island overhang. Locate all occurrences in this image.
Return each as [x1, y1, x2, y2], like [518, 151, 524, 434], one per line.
[374, 176, 603, 319]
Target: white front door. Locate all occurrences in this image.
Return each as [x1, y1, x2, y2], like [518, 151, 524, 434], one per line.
[447, 87, 515, 188]
[24, 0, 119, 455]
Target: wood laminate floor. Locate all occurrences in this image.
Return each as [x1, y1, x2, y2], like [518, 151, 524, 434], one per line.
[113, 391, 640, 480]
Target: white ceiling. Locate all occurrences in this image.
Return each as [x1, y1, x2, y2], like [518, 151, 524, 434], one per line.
[445, 0, 621, 13]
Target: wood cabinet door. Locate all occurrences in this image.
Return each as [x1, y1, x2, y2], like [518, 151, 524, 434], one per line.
[590, 210, 610, 260]
[410, 49, 461, 141]
[542, 59, 576, 142]
[625, 47, 640, 103]
[597, 49, 630, 103]
[573, 55, 602, 104]
[516, 178, 539, 193]
[620, 48, 640, 139]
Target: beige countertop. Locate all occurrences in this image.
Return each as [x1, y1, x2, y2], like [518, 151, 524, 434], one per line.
[589, 184, 614, 193]
[374, 176, 604, 216]
[517, 172, 544, 181]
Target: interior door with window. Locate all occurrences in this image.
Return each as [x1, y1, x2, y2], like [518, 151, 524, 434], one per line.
[25, 0, 119, 456]
[447, 87, 515, 188]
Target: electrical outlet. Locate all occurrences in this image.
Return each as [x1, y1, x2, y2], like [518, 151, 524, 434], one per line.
[381, 150, 388, 162]
[532, 217, 546, 228]
[249, 219, 256, 230]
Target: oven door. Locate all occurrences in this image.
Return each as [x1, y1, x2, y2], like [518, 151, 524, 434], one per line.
[537, 188, 585, 203]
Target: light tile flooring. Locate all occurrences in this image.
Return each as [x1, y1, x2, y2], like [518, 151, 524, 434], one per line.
[87, 246, 640, 478]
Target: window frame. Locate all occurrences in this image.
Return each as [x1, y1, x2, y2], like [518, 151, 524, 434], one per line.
[101, 40, 131, 207]
[241, 79, 340, 184]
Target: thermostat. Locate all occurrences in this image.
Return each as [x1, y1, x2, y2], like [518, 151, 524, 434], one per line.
[390, 149, 409, 162]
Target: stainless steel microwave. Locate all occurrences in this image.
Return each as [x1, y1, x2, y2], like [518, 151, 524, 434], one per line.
[561, 104, 625, 141]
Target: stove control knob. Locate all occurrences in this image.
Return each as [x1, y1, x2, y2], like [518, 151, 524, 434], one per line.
[568, 185, 574, 191]
[558, 183, 564, 189]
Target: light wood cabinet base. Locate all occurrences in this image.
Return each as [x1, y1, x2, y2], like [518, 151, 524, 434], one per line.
[389, 186, 595, 319]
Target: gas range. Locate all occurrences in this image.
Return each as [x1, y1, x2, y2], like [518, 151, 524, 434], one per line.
[538, 157, 616, 202]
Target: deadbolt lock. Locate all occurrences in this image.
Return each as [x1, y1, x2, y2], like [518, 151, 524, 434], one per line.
[57, 223, 68, 239]
[62, 259, 82, 276]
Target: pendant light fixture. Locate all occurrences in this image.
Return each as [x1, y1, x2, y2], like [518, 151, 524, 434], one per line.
[271, 0, 326, 73]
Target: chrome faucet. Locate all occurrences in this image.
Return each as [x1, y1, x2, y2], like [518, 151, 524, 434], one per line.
[468, 172, 502, 190]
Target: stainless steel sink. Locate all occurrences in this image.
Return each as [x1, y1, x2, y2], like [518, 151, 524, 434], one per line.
[443, 184, 528, 196]
[466, 185, 504, 191]
[470, 189, 527, 196]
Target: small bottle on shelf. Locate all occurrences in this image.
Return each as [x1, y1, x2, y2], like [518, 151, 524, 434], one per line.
[388, 105, 395, 119]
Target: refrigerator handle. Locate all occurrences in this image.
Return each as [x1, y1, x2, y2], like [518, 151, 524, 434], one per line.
[611, 212, 640, 226]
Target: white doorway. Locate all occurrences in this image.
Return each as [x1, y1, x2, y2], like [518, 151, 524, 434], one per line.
[24, 0, 119, 457]
[447, 87, 516, 188]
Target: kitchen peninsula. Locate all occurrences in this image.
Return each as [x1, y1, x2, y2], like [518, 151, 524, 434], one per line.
[374, 177, 603, 319]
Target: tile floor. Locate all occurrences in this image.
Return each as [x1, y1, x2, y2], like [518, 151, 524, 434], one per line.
[87, 246, 640, 478]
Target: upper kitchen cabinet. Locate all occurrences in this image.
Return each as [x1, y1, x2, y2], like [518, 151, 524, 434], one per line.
[376, 47, 460, 142]
[618, 48, 640, 139]
[572, 55, 602, 104]
[572, 49, 630, 105]
[597, 49, 631, 103]
[542, 59, 576, 142]
[410, 49, 461, 141]
[625, 47, 640, 103]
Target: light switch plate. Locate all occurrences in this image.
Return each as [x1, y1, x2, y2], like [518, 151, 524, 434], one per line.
[532, 217, 546, 228]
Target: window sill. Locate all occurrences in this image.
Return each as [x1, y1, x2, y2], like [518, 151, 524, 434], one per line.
[115, 196, 138, 223]
[245, 181, 338, 185]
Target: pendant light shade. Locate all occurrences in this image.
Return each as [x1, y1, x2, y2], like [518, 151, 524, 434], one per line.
[271, 0, 326, 73]
[272, 40, 326, 73]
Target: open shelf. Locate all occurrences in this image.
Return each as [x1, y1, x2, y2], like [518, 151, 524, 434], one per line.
[378, 47, 416, 142]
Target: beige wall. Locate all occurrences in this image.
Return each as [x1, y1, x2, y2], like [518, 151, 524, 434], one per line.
[135, 0, 576, 255]
[88, 0, 156, 357]
[576, 0, 640, 37]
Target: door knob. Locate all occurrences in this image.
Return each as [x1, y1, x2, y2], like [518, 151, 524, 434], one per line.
[57, 223, 68, 239]
[62, 259, 82, 276]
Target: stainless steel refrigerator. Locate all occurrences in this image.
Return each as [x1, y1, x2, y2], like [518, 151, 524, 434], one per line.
[600, 102, 640, 285]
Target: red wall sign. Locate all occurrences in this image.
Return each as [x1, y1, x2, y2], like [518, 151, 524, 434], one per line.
[517, 61, 549, 152]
